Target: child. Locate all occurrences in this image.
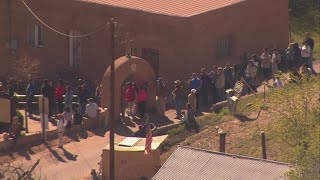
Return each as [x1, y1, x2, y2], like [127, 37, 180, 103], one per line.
[187, 89, 197, 112]
[63, 107, 72, 130]
[57, 114, 67, 148]
[65, 86, 73, 111]
[9, 116, 22, 150]
[181, 111, 188, 122]
[73, 108, 83, 125]
[274, 76, 283, 88]
[186, 103, 199, 133]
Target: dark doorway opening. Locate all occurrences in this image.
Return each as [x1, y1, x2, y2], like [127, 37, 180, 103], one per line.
[142, 48, 160, 78]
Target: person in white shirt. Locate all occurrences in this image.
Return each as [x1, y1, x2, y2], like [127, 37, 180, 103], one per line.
[301, 41, 311, 65]
[63, 107, 72, 130]
[85, 98, 99, 118]
[57, 114, 67, 148]
[271, 48, 282, 81]
[260, 48, 272, 81]
[274, 76, 283, 88]
[245, 60, 258, 92]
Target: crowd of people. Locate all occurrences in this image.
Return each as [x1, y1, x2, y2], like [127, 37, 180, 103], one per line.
[0, 32, 317, 141]
[159, 32, 317, 123]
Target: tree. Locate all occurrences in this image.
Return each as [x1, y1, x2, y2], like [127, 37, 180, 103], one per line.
[268, 76, 320, 179]
[11, 55, 41, 81]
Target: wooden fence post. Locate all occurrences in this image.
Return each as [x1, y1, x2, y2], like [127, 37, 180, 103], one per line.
[261, 131, 267, 159]
[219, 132, 227, 153]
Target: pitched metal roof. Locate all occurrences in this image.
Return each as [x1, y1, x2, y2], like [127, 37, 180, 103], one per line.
[152, 146, 291, 180]
[77, 0, 246, 17]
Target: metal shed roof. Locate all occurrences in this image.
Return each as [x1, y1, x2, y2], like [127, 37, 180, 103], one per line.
[152, 146, 290, 180]
[77, 0, 246, 17]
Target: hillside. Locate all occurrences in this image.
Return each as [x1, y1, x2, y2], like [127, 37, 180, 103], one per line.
[160, 76, 320, 179]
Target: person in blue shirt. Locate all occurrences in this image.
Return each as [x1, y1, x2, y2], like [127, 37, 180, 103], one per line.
[188, 73, 201, 110]
[26, 78, 36, 117]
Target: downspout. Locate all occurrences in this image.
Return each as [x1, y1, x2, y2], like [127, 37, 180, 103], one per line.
[7, 0, 12, 50]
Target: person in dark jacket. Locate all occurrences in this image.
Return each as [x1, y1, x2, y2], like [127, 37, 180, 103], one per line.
[292, 42, 301, 68]
[56, 79, 65, 114]
[172, 80, 184, 119]
[26, 78, 36, 116]
[200, 68, 210, 107]
[133, 123, 155, 137]
[78, 85, 90, 114]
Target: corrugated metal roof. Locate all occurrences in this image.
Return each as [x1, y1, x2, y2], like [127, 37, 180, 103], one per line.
[77, 0, 246, 17]
[152, 146, 291, 180]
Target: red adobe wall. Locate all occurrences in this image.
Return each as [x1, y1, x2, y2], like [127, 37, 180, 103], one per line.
[0, 0, 289, 84]
[185, 0, 289, 73]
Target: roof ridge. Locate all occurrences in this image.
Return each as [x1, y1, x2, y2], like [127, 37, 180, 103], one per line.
[178, 146, 291, 166]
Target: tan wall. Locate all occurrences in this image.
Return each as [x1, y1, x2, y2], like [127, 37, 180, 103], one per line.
[102, 148, 161, 180]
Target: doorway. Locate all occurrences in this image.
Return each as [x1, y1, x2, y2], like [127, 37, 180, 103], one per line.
[141, 48, 160, 77]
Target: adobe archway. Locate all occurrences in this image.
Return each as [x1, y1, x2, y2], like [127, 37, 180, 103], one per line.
[101, 56, 156, 123]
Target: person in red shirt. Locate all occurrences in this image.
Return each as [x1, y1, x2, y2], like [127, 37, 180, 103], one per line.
[137, 86, 148, 119]
[56, 79, 65, 113]
[125, 82, 136, 116]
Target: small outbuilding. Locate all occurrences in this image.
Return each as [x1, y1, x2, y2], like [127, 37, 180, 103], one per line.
[152, 146, 291, 180]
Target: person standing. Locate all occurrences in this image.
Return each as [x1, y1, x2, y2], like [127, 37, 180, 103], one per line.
[200, 68, 210, 107]
[232, 64, 241, 87]
[7, 80, 14, 98]
[188, 89, 197, 112]
[57, 114, 67, 148]
[64, 86, 73, 111]
[156, 78, 166, 116]
[137, 86, 148, 119]
[49, 81, 57, 117]
[41, 80, 52, 116]
[185, 103, 199, 133]
[215, 67, 225, 102]
[55, 79, 65, 114]
[26, 78, 36, 117]
[292, 42, 301, 68]
[78, 85, 90, 115]
[271, 48, 281, 81]
[245, 60, 258, 92]
[188, 73, 201, 110]
[260, 48, 271, 81]
[172, 80, 183, 119]
[95, 80, 102, 107]
[9, 116, 22, 150]
[223, 63, 233, 90]
[125, 82, 136, 116]
[209, 66, 218, 104]
[303, 33, 316, 75]
[285, 43, 295, 70]
[63, 107, 72, 130]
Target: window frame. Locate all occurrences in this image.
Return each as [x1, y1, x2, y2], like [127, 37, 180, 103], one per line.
[27, 24, 44, 47]
[216, 35, 232, 59]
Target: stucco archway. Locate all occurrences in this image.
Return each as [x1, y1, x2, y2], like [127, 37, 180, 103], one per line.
[101, 56, 156, 123]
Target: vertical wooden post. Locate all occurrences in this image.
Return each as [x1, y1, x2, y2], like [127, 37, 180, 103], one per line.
[10, 97, 14, 124]
[109, 19, 116, 180]
[263, 84, 266, 101]
[25, 106, 28, 133]
[261, 131, 267, 159]
[41, 96, 46, 141]
[219, 132, 227, 153]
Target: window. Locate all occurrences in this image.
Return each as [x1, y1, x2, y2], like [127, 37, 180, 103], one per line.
[216, 35, 232, 59]
[130, 48, 138, 56]
[27, 24, 44, 47]
[69, 30, 82, 68]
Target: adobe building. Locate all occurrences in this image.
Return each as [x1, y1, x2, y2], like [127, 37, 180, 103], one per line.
[0, 0, 289, 82]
